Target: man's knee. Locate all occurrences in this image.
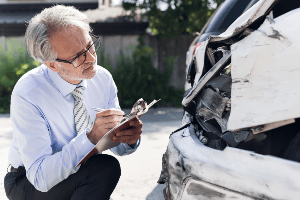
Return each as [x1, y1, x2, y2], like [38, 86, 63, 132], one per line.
[87, 154, 121, 182]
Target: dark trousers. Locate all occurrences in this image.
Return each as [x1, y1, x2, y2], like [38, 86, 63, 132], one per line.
[4, 154, 121, 200]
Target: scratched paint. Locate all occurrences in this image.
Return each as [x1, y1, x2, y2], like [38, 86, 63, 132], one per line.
[228, 8, 300, 130]
[162, 128, 300, 199]
[161, 1, 300, 200]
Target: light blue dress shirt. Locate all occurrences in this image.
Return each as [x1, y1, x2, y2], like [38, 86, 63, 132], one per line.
[8, 64, 140, 192]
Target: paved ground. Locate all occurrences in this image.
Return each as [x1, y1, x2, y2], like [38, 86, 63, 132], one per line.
[0, 107, 183, 200]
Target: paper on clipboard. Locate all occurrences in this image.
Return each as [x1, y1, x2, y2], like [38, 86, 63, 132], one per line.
[75, 98, 160, 167]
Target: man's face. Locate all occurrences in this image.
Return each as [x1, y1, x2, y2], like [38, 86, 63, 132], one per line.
[45, 27, 97, 85]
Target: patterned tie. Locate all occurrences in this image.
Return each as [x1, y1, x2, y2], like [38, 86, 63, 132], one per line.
[71, 86, 93, 135]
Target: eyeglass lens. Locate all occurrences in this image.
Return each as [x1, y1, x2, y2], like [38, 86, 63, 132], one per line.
[75, 36, 100, 68]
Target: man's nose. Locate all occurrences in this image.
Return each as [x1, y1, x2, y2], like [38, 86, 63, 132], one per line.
[85, 49, 96, 63]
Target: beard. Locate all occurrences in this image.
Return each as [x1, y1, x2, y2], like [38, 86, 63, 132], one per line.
[57, 61, 97, 84]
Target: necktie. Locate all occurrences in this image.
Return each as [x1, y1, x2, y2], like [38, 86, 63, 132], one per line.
[71, 86, 93, 135]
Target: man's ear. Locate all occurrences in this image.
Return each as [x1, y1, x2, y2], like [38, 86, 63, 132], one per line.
[44, 62, 60, 73]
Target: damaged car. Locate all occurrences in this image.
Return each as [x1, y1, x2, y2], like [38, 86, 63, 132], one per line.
[185, 0, 260, 83]
[158, 0, 300, 199]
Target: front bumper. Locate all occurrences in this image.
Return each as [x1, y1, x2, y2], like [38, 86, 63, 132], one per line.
[160, 125, 300, 200]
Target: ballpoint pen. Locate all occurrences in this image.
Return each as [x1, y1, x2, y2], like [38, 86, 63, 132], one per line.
[92, 107, 128, 123]
[91, 108, 107, 112]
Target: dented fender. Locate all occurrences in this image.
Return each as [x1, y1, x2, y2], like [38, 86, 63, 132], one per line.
[161, 128, 300, 200]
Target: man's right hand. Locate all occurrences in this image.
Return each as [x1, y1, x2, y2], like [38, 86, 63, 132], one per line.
[87, 109, 124, 145]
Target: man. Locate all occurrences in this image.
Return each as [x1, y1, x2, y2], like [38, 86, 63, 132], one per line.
[4, 5, 143, 200]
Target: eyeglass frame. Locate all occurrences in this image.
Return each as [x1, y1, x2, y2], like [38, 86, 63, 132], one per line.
[55, 33, 101, 68]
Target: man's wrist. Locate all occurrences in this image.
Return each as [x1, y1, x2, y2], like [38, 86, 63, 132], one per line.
[87, 130, 97, 145]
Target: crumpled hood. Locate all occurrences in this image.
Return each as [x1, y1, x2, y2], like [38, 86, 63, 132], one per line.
[228, 7, 300, 130]
[183, 0, 279, 107]
[183, 0, 300, 130]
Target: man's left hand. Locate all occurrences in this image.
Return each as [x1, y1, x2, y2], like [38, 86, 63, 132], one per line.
[112, 118, 143, 145]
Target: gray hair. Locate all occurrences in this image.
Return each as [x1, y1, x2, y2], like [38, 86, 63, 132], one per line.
[25, 5, 91, 62]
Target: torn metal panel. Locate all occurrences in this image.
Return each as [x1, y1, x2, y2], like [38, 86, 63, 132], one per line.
[212, 46, 230, 58]
[228, 8, 300, 130]
[195, 88, 230, 133]
[196, 107, 214, 122]
[215, 0, 277, 40]
[196, 107, 229, 134]
[195, 97, 223, 136]
[193, 39, 210, 84]
[196, 117, 223, 137]
[215, 112, 230, 133]
[199, 88, 229, 117]
[182, 51, 231, 107]
[206, 74, 232, 93]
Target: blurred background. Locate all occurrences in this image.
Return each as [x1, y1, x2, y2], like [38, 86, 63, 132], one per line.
[0, 0, 224, 113]
[0, 0, 225, 199]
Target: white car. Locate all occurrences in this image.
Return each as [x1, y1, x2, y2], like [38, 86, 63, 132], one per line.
[159, 0, 300, 199]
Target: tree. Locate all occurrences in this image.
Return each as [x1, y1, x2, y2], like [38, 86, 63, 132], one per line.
[123, 0, 225, 40]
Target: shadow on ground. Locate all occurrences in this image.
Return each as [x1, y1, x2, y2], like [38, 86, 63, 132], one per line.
[146, 184, 166, 200]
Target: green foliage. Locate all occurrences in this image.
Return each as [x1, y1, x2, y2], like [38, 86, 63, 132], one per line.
[0, 38, 40, 113]
[122, 2, 137, 11]
[0, 37, 183, 113]
[97, 47, 113, 72]
[97, 37, 184, 108]
[123, 0, 225, 40]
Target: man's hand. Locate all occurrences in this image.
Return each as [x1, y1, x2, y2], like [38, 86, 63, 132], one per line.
[112, 117, 143, 145]
[87, 109, 124, 145]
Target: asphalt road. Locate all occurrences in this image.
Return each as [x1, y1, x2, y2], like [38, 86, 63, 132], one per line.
[0, 107, 183, 200]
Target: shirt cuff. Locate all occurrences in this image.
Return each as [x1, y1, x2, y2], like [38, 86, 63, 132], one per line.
[70, 128, 95, 166]
[128, 143, 137, 149]
[110, 138, 141, 156]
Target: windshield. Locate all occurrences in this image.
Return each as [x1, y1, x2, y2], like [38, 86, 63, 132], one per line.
[205, 0, 252, 34]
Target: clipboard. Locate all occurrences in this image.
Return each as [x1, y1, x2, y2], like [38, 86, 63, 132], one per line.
[75, 98, 160, 167]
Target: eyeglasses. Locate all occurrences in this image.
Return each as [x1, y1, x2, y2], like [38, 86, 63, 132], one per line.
[55, 34, 101, 68]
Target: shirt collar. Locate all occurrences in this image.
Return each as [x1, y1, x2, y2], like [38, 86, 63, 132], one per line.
[46, 65, 88, 97]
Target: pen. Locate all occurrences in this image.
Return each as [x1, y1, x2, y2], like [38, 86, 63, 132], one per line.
[91, 108, 107, 112]
[92, 108, 127, 117]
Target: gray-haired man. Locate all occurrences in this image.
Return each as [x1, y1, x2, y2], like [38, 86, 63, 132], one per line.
[4, 5, 143, 200]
